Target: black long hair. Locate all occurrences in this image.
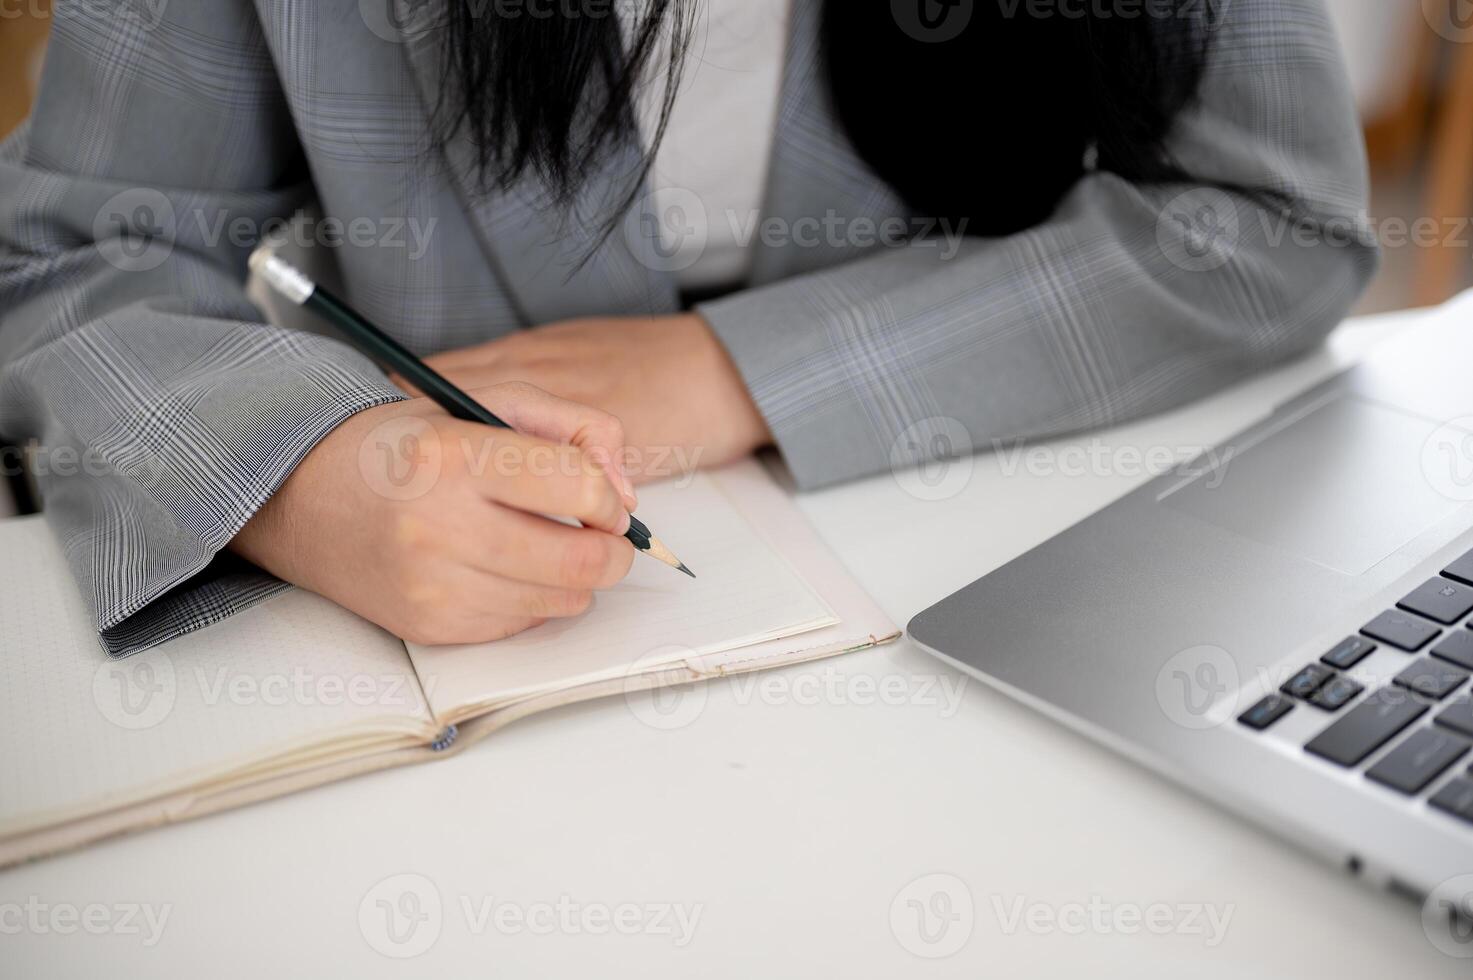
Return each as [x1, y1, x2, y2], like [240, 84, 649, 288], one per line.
[433, 1, 1213, 238]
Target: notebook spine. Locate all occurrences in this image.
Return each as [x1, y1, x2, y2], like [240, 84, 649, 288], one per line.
[430, 725, 458, 752]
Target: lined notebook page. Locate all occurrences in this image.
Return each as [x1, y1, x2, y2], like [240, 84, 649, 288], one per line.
[0, 519, 432, 835]
[407, 467, 837, 721]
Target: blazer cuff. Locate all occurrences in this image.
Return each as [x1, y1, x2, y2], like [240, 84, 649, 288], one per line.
[97, 558, 295, 659]
[8, 321, 410, 658]
[698, 266, 899, 491]
[89, 373, 405, 657]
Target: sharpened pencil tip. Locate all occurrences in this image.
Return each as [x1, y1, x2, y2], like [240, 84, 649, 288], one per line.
[642, 535, 692, 578]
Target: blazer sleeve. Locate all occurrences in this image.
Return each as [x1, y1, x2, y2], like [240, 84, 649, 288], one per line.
[0, 7, 404, 656]
[697, 0, 1379, 490]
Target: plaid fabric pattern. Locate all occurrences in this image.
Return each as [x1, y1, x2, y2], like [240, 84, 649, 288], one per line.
[0, 0, 1374, 655]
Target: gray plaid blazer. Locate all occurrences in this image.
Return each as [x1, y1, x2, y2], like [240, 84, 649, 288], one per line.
[0, 0, 1375, 656]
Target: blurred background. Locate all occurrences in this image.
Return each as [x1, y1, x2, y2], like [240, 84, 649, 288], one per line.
[0, 0, 1470, 316]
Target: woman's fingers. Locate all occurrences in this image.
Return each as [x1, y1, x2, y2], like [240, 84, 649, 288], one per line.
[452, 504, 634, 590]
[468, 380, 637, 511]
[233, 388, 643, 651]
[396, 610, 547, 647]
[441, 420, 630, 535]
[406, 560, 595, 624]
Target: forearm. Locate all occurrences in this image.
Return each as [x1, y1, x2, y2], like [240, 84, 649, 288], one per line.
[698, 0, 1377, 489]
[701, 177, 1375, 489]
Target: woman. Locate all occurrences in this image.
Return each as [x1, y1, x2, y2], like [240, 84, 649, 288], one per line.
[0, 0, 1374, 654]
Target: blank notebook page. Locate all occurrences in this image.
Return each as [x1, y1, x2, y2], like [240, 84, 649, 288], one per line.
[407, 468, 837, 720]
[0, 519, 431, 834]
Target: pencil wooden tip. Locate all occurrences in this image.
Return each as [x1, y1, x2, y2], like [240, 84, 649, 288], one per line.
[643, 536, 693, 577]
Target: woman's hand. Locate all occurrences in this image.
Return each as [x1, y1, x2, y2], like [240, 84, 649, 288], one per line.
[400, 313, 772, 484]
[230, 382, 639, 646]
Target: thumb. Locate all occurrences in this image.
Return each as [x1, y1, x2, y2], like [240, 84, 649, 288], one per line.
[468, 381, 638, 512]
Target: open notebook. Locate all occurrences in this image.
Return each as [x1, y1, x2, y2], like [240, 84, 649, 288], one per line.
[0, 459, 897, 865]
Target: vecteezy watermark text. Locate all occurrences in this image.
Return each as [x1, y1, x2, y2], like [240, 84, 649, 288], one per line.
[1, 0, 171, 30]
[357, 874, 702, 958]
[990, 894, 1234, 946]
[625, 661, 968, 731]
[0, 897, 172, 947]
[990, 438, 1236, 486]
[625, 190, 968, 273]
[93, 188, 438, 273]
[356, 415, 702, 502]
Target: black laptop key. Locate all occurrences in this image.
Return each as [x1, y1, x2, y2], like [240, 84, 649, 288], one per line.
[1437, 699, 1473, 739]
[1394, 658, 1471, 701]
[1360, 610, 1440, 652]
[1281, 663, 1335, 700]
[1310, 675, 1364, 712]
[1366, 728, 1471, 795]
[1431, 777, 1473, 825]
[1238, 694, 1294, 731]
[1320, 636, 1375, 670]
[1431, 630, 1473, 671]
[1436, 699, 1473, 739]
[1305, 686, 1429, 767]
[1398, 578, 1473, 625]
[1443, 548, 1473, 587]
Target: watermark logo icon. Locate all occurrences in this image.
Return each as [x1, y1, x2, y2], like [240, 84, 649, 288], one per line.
[92, 652, 177, 730]
[357, 415, 443, 502]
[93, 188, 176, 273]
[623, 187, 709, 273]
[889, 416, 975, 501]
[359, 873, 443, 958]
[1157, 188, 1239, 273]
[1424, 0, 1473, 43]
[1155, 645, 1239, 730]
[623, 645, 707, 731]
[1422, 417, 1473, 502]
[892, 0, 974, 43]
[1424, 874, 1473, 958]
[358, 0, 439, 43]
[889, 872, 974, 958]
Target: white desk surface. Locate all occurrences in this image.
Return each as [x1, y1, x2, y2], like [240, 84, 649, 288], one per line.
[4, 306, 1468, 978]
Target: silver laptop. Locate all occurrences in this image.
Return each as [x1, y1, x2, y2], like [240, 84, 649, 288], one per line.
[909, 306, 1473, 914]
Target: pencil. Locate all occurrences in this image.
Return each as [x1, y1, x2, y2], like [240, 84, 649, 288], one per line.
[248, 246, 693, 577]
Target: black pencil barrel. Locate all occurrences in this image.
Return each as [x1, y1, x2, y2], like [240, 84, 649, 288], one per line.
[308, 287, 506, 429]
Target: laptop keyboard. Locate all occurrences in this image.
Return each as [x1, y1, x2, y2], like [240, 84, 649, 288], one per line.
[1237, 547, 1473, 827]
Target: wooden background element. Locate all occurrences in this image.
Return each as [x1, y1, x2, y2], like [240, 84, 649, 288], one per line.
[0, 1, 50, 140]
